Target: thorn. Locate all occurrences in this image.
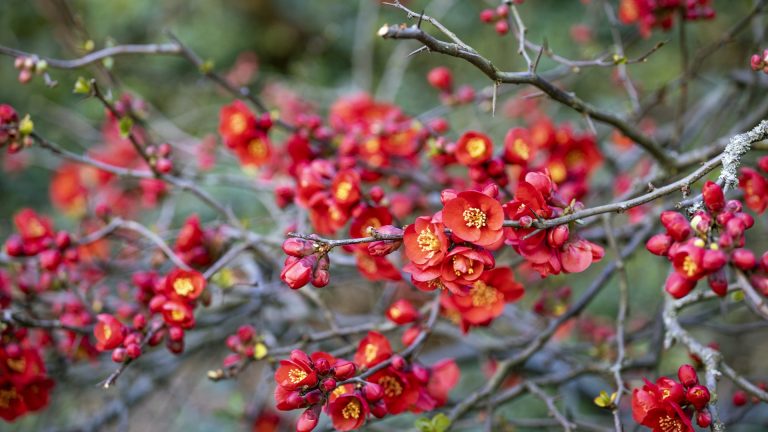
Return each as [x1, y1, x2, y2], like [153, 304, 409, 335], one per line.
[408, 46, 428, 57]
[417, 10, 425, 28]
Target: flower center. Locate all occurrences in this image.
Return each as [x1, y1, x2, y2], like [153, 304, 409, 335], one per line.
[452, 255, 474, 276]
[27, 219, 46, 238]
[229, 113, 247, 135]
[7, 358, 26, 373]
[335, 181, 353, 201]
[378, 375, 403, 397]
[657, 414, 683, 432]
[342, 399, 361, 419]
[417, 228, 440, 252]
[513, 138, 529, 160]
[364, 343, 378, 363]
[466, 138, 487, 158]
[288, 368, 307, 384]
[102, 325, 112, 341]
[682, 256, 697, 277]
[248, 138, 267, 158]
[173, 278, 194, 296]
[463, 207, 487, 229]
[470, 280, 501, 307]
[0, 388, 19, 409]
[171, 309, 185, 322]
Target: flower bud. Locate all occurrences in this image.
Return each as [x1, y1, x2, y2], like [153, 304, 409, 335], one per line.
[495, 19, 510, 35]
[707, 269, 728, 297]
[665, 272, 696, 299]
[296, 406, 320, 432]
[237, 324, 256, 343]
[391, 355, 406, 370]
[126, 343, 142, 359]
[480, 9, 494, 23]
[363, 382, 384, 402]
[411, 364, 430, 384]
[370, 400, 388, 418]
[661, 211, 692, 241]
[702, 249, 726, 272]
[677, 364, 699, 388]
[732, 390, 748, 406]
[304, 389, 322, 405]
[5, 235, 25, 257]
[750, 274, 768, 296]
[725, 199, 742, 213]
[281, 256, 316, 289]
[731, 248, 756, 270]
[314, 358, 330, 375]
[736, 212, 755, 229]
[332, 360, 356, 380]
[702, 181, 725, 212]
[646, 234, 672, 256]
[311, 269, 330, 288]
[687, 385, 711, 410]
[111, 348, 127, 363]
[282, 238, 315, 257]
[427, 67, 453, 93]
[169, 326, 185, 342]
[55, 231, 71, 250]
[367, 225, 403, 257]
[321, 378, 337, 392]
[547, 225, 569, 249]
[39, 249, 62, 271]
[696, 410, 712, 428]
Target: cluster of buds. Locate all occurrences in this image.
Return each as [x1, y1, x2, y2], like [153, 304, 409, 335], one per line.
[449, 131, 509, 187]
[0, 104, 33, 154]
[749, 49, 768, 74]
[646, 181, 765, 298]
[479, 3, 517, 35]
[174, 214, 223, 268]
[0, 326, 54, 421]
[127, 268, 209, 357]
[619, 0, 715, 38]
[632, 364, 712, 430]
[273, 349, 368, 431]
[739, 157, 768, 213]
[4, 209, 79, 272]
[145, 142, 174, 174]
[281, 238, 331, 289]
[732, 384, 767, 407]
[13, 56, 48, 84]
[208, 324, 269, 379]
[426, 67, 476, 106]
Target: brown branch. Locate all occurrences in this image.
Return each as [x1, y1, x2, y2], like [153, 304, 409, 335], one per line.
[1, 310, 92, 333]
[0, 43, 181, 69]
[376, 22, 676, 168]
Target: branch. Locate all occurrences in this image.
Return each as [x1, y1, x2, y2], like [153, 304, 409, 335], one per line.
[0, 43, 181, 69]
[376, 22, 676, 168]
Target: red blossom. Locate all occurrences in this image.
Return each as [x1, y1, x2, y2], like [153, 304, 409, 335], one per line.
[455, 131, 493, 166]
[443, 190, 504, 247]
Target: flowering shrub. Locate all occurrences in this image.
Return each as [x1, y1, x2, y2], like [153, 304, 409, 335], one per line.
[2, 1, 768, 431]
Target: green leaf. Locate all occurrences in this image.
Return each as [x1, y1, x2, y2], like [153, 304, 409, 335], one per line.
[415, 418, 433, 432]
[73, 77, 91, 95]
[432, 413, 451, 432]
[118, 117, 133, 138]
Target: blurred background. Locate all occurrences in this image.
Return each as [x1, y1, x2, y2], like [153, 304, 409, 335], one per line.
[1, 0, 767, 431]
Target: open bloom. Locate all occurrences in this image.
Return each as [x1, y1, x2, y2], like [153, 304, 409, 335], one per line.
[165, 268, 206, 301]
[403, 216, 448, 267]
[326, 393, 369, 431]
[441, 267, 524, 331]
[443, 190, 504, 247]
[455, 131, 493, 166]
[93, 314, 125, 351]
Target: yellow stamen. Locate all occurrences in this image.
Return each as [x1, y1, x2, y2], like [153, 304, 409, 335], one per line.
[466, 138, 487, 159]
[288, 368, 307, 384]
[463, 207, 487, 229]
[342, 400, 361, 419]
[470, 280, 502, 307]
[173, 278, 195, 296]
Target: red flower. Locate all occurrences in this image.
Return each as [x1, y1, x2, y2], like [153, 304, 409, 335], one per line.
[455, 131, 493, 166]
[386, 299, 420, 325]
[165, 268, 206, 301]
[560, 239, 604, 274]
[219, 100, 255, 144]
[354, 331, 392, 368]
[326, 393, 369, 431]
[427, 67, 453, 93]
[368, 367, 418, 415]
[161, 300, 196, 329]
[670, 242, 706, 281]
[440, 246, 495, 294]
[424, 359, 460, 408]
[274, 357, 317, 391]
[403, 216, 448, 267]
[232, 130, 272, 167]
[503, 127, 534, 165]
[442, 267, 523, 331]
[443, 191, 504, 247]
[331, 169, 361, 207]
[631, 379, 694, 432]
[93, 314, 125, 351]
[740, 167, 768, 213]
[355, 253, 402, 282]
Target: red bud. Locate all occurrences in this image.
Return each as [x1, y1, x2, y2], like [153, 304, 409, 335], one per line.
[665, 272, 696, 299]
[702, 181, 725, 212]
[677, 364, 699, 388]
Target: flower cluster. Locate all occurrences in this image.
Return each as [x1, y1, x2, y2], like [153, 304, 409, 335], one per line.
[273, 332, 459, 431]
[632, 364, 712, 431]
[646, 181, 767, 298]
[749, 49, 768, 74]
[505, 171, 605, 277]
[479, 3, 519, 35]
[619, 0, 715, 37]
[4, 209, 80, 273]
[426, 67, 476, 106]
[739, 157, 768, 213]
[174, 214, 222, 268]
[0, 104, 32, 154]
[0, 327, 54, 422]
[218, 100, 274, 167]
[12, 56, 48, 84]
